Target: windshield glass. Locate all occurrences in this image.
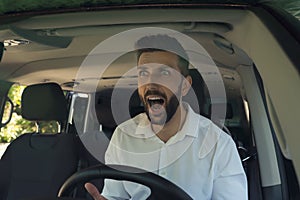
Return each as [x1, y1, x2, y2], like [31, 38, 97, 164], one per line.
[0, 0, 299, 21]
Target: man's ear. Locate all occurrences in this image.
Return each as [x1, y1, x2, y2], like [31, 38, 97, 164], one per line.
[182, 75, 192, 96]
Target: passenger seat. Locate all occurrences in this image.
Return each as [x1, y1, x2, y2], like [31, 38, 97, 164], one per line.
[0, 83, 78, 200]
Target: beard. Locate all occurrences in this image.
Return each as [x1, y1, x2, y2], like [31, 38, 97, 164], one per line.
[140, 86, 181, 125]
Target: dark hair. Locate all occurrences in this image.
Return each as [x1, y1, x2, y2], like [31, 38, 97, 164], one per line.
[135, 34, 189, 77]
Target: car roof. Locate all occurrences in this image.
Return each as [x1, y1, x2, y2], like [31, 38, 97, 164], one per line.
[0, 6, 253, 95]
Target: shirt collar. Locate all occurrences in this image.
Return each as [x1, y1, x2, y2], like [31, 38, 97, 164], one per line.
[134, 114, 155, 138]
[179, 102, 199, 138]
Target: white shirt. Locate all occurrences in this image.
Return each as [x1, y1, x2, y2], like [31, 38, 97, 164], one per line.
[101, 104, 247, 200]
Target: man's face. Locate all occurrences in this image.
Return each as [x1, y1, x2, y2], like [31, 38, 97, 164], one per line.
[137, 51, 185, 125]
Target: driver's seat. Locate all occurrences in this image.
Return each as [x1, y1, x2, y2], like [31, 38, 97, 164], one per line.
[0, 83, 78, 200]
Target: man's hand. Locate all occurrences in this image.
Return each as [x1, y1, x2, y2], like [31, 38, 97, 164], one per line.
[85, 183, 107, 200]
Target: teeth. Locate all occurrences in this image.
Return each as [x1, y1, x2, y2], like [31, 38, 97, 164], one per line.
[147, 96, 164, 106]
[148, 97, 162, 101]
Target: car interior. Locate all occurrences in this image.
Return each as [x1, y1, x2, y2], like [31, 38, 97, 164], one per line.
[0, 2, 299, 200]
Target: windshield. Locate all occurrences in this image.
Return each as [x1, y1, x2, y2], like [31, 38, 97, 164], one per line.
[0, 0, 299, 21]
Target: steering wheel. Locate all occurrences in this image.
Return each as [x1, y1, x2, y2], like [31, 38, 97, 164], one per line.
[58, 164, 193, 200]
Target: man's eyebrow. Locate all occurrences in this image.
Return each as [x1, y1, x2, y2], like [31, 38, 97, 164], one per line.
[137, 65, 148, 70]
[138, 64, 171, 68]
[160, 65, 172, 69]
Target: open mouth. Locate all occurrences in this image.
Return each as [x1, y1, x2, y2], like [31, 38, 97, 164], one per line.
[147, 96, 165, 106]
[146, 96, 166, 113]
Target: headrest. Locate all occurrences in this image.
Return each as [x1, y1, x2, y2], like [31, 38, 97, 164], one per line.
[183, 68, 205, 114]
[95, 88, 143, 129]
[208, 103, 233, 120]
[21, 83, 67, 121]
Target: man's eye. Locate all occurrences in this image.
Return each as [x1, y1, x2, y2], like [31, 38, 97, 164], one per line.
[161, 70, 170, 76]
[138, 70, 148, 77]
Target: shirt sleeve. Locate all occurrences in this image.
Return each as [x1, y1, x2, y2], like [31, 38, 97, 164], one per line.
[212, 135, 248, 200]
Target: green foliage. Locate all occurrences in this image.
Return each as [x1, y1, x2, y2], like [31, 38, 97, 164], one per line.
[0, 84, 59, 143]
[38, 121, 59, 133]
[0, 0, 299, 21]
[0, 0, 236, 14]
[0, 85, 29, 142]
[0, 0, 125, 14]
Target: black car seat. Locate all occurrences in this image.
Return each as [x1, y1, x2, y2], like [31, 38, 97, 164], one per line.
[0, 83, 78, 200]
[182, 68, 206, 115]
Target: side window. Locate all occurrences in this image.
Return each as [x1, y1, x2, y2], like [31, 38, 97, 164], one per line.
[0, 84, 59, 143]
[69, 93, 89, 135]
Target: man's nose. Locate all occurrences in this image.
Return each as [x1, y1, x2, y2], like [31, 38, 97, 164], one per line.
[145, 83, 160, 90]
[146, 73, 161, 85]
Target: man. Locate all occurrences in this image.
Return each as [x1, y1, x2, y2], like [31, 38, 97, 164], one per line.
[85, 34, 247, 199]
